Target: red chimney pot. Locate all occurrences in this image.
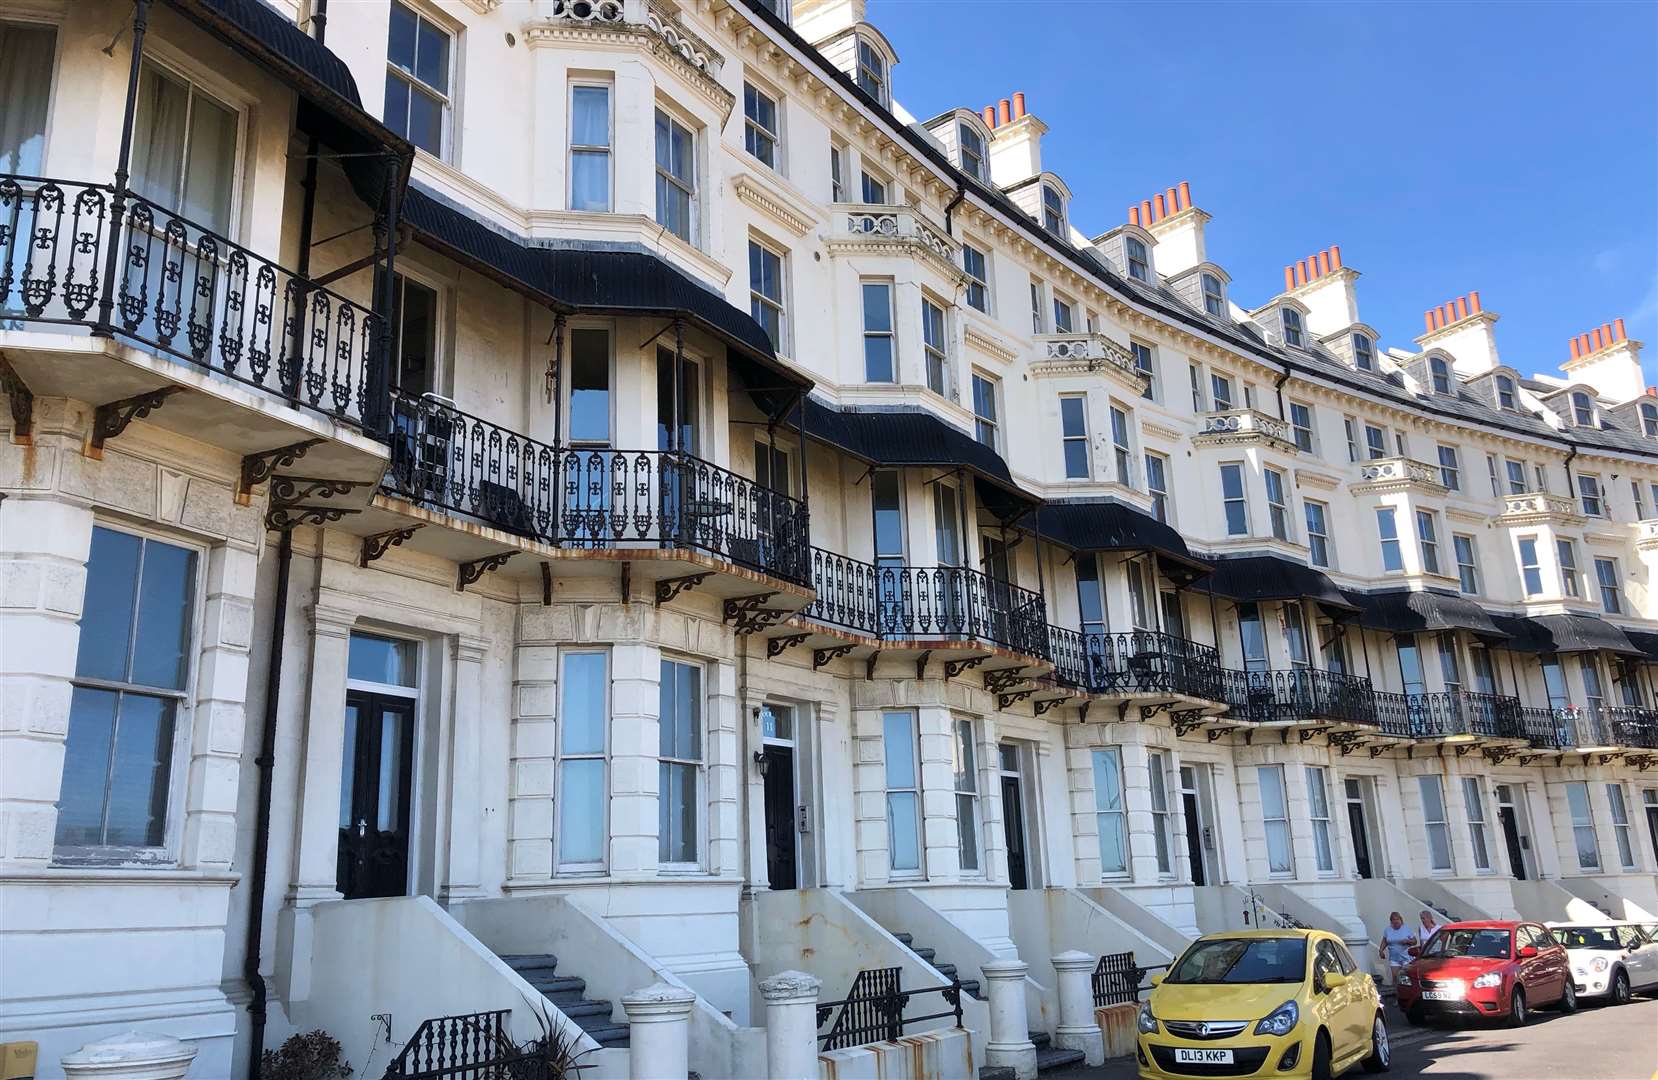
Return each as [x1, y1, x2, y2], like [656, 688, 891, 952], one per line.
[1128, 206, 1140, 226]
[1425, 310, 1438, 333]
[1295, 260, 1308, 287]
[1141, 199, 1154, 225]
[982, 105, 997, 128]
[1177, 181, 1192, 209]
[998, 98, 1011, 126]
[1455, 297, 1469, 321]
[1468, 291, 1481, 314]
[1153, 193, 1166, 220]
[1570, 337, 1582, 360]
[1012, 91, 1026, 119]
[1601, 322, 1615, 347]
[1592, 328, 1605, 351]
[1615, 318, 1627, 341]
[1165, 186, 1179, 215]
[1318, 250, 1332, 277]
[1286, 267, 1297, 293]
[1329, 244, 1342, 270]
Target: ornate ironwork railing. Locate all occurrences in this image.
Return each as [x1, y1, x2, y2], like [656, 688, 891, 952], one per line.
[1, 175, 384, 432]
[382, 1009, 554, 1080]
[1370, 690, 1522, 739]
[1219, 668, 1376, 725]
[1606, 705, 1658, 749]
[801, 547, 1049, 657]
[1049, 628, 1223, 701]
[1091, 952, 1166, 1007]
[1515, 706, 1578, 750]
[383, 390, 811, 585]
[816, 966, 963, 1051]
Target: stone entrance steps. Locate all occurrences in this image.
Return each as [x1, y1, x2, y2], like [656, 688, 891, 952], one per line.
[892, 930, 982, 999]
[498, 953, 630, 1048]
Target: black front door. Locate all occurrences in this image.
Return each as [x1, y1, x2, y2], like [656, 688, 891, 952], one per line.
[1647, 804, 1658, 867]
[1002, 774, 1028, 890]
[1182, 791, 1206, 886]
[763, 745, 797, 889]
[1347, 799, 1374, 880]
[1499, 805, 1528, 880]
[337, 691, 415, 900]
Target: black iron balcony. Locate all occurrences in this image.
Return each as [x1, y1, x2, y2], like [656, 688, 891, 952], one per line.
[1370, 690, 1523, 739]
[1514, 706, 1589, 750]
[1220, 668, 1377, 726]
[1, 175, 385, 433]
[1048, 628, 1223, 701]
[1606, 705, 1658, 750]
[802, 547, 1049, 657]
[383, 390, 811, 585]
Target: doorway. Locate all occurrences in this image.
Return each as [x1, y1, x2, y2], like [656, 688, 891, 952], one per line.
[999, 743, 1030, 890]
[1344, 777, 1377, 880]
[760, 705, 800, 890]
[1645, 790, 1658, 867]
[1496, 783, 1532, 880]
[1179, 764, 1215, 886]
[337, 691, 416, 899]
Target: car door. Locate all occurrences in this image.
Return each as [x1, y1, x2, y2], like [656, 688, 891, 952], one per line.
[1537, 926, 1571, 1001]
[1624, 926, 1658, 988]
[1333, 940, 1373, 1053]
[1514, 925, 1543, 1001]
[1313, 939, 1361, 1058]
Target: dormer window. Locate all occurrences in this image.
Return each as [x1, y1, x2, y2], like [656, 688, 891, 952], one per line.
[855, 39, 887, 104]
[958, 124, 986, 183]
[1282, 308, 1304, 348]
[1124, 235, 1150, 283]
[1352, 333, 1374, 371]
[1201, 273, 1225, 316]
[1494, 374, 1517, 411]
[1429, 355, 1451, 395]
[1641, 402, 1658, 437]
[1571, 391, 1594, 427]
[1041, 184, 1066, 235]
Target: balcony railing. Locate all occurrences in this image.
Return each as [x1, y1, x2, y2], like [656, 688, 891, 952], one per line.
[1033, 332, 1144, 385]
[832, 203, 960, 268]
[383, 390, 811, 585]
[1356, 456, 1445, 489]
[1498, 492, 1580, 520]
[1371, 690, 1522, 738]
[802, 547, 1048, 657]
[1606, 705, 1658, 749]
[1219, 668, 1376, 725]
[1048, 628, 1223, 701]
[1, 175, 384, 433]
[1195, 408, 1297, 449]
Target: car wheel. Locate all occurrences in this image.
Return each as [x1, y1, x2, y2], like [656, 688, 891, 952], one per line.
[1362, 1013, 1391, 1073]
[1507, 987, 1528, 1028]
[1311, 1030, 1334, 1080]
[1558, 979, 1578, 1014]
[1611, 970, 1630, 1006]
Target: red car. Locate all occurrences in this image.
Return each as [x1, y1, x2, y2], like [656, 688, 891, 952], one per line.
[1397, 920, 1577, 1026]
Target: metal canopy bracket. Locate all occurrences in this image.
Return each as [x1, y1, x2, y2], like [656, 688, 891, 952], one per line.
[984, 667, 1030, 694]
[270, 476, 358, 504]
[1171, 710, 1208, 738]
[88, 386, 184, 457]
[944, 654, 989, 680]
[915, 650, 932, 680]
[767, 633, 810, 658]
[1454, 744, 1477, 758]
[0, 355, 34, 440]
[724, 592, 785, 635]
[1297, 727, 1327, 744]
[1206, 727, 1227, 743]
[240, 438, 326, 499]
[457, 551, 516, 591]
[1483, 747, 1516, 766]
[266, 504, 361, 531]
[1033, 697, 1063, 717]
[361, 525, 422, 567]
[998, 689, 1036, 711]
[1368, 745, 1388, 758]
[656, 572, 712, 606]
[812, 644, 856, 671]
[1140, 701, 1176, 722]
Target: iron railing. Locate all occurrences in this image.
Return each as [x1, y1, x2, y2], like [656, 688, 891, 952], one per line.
[1091, 952, 1166, 1007]
[382, 1010, 553, 1080]
[1607, 705, 1658, 749]
[1, 175, 384, 432]
[1370, 690, 1523, 739]
[801, 547, 1049, 656]
[1048, 628, 1224, 701]
[816, 966, 963, 1051]
[383, 390, 811, 585]
[1218, 668, 1376, 725]
[1515, 706, 1583, 750]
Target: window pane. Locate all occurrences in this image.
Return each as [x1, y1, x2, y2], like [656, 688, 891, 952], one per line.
[559, 758, 605, 863]
[0, 23, 57, 173]
[130, 66, 188, 211]
[78, 528, 142, 683]
[1098, 812, 1127, 873]
[130, 539, 196, 691]
[407, 84, 444, 156]
[383, 71, 411, 142]
[570, 151, 609, 212]
[1259, 767, 1287, 819]
[182, 91, 237, 234]
[54, 687, 120, 847]
[103, 692, 176, 847]
[562, 652, 608, 755]
[888, 791, 920, 870]
[1093, 749, 1123, 812]
[376, 707, 405, 832]
[883, 711, 916, 787]
[659, 761, 696, 862]
[568, 329, 610, 442]
[348, 633, 417, 687]
[388, 3, 417, 67]
[572, 85, 610, 146]
[414, 16, 450, 93]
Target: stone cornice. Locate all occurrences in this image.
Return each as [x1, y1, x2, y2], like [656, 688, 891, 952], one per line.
[732, 173, 815, 237]
[521, 17, 734, 119]
[964, 325, 1018, 365]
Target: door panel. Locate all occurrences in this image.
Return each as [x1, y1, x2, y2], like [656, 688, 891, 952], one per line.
[763, 745, 797, 889]
[1002, 774, 1028, 890]
[1347, 800, 1373, 879]
[1499, 806, 1527, 881]
[337, 691, 415, 900]
[1182, 791, 1206, 886]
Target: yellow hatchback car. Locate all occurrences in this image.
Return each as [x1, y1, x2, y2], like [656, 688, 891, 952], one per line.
[1136, 929, 1389, 1079]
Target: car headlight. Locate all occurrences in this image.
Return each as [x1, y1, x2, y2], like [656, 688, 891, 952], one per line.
[1472, 972, 1503, 989]
[1137, 1001, 1159, 1035]
[1254, 1000, 1299, 1037]
[1590, 957, 1609, 973]
[1397, 974, 1413, 987]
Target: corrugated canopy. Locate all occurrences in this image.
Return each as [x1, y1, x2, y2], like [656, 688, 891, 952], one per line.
[796, 397, 1039, 520]
[1034, 500, 1211, 582]
[1624, 629, 1658, 663]
[1343, 590, 1509, 638]
[1487, 613, 1642, 655]
[1190, 554, 1359, 616]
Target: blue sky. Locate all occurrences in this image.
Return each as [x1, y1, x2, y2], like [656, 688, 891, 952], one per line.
[874, 0, 1658, 387]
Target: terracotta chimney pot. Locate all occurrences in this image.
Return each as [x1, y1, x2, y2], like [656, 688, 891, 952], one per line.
[1615, 317, 1627, 341]
[1592, 327, 1605, 351]
[1581, 333, 1594, 355]
[1165, 186, 1179, 214]
[1295, 260, 1308, 287]
[1178, 181, 1192, 209]
[982, 105, 997, 128]
[1425, 310, 1437, 333]
[1286, 267, 1297, 292]
[1468, 291, 1481, 314]
[1570, 337, 1582, 360]
[1128, 206, 1140, 226]
[1329, 244, 1342, 269]
[1318, 250, 1332, 276]
[1154, 193, 1166, 220]
[1601, 322, 1615, 347]
[998, 98, 1011, 126]
[1455, 297, 1469, 321]
[1141, 199, 1154, 224]
[1012, 91, 1026, 119]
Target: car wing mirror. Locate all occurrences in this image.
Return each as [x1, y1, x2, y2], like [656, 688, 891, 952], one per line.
[1518, 945, 1538, 959]
[1149, 972, 1165, 987]
[1322, 972, 1349, 992]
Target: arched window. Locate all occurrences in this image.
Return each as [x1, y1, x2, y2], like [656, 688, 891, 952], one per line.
[1352, 333, 1374, 371]
[1042, 183, 1066, 235]
[958, 123, 986, 182]
[1640, 402, 1658, 438]
[855, 39, 887, 103]
[1281, 307, 1304, 348]
[1429, 356, 1451, 394]
[1494, 375, 1516, 410]
[1571, 391, 1594, 426]
[1201, 273, 1225, 316]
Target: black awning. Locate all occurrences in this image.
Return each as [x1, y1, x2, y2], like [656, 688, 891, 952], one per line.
[1624, 630, 1658, 663]
[1344, 590, 1509, 638]
[1488, 613, 1642, 655]
[1190, 554, 1358, 616]
[1034, 500, 1211, 582]
[797, 397, 1038, 519]
[401, 187, 809, 407]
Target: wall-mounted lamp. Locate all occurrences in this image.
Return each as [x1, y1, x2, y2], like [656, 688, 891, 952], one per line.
[752, 750, 770, 777]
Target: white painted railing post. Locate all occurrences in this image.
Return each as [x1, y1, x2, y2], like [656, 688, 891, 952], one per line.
[61, 1032, 197, 1080]
[1051, 951, 1105, 1065]
[759, 969, 823, 1080]
[981, 958, 1037, 1079]
[621, 982, 696, 1080]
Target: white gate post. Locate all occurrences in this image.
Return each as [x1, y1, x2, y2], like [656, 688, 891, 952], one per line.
[980, 958, 1037, 1079]
[621, 982, 697, 1080]
[759, 970, 823, 1080]
[61, 1032, 198, 1080]
[1051, 950, 1105, 1065]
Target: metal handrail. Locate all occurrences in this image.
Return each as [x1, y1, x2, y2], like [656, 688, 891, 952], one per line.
[816, 966, 963, 1051]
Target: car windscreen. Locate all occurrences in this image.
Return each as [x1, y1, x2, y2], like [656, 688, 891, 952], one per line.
[1421, 928, 1511, 960]
[1558, 927, 1620, 950]
[1167, 938, 1307, 985]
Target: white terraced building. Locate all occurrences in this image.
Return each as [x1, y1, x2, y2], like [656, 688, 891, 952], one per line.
[1, 0, 1656, 1076]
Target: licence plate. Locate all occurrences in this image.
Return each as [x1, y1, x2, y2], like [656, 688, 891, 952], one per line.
[1421, 989, 1460, 1001]
[1174, 1048, 1234, 1064]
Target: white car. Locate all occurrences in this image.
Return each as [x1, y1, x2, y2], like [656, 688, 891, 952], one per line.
[1546, 921, 1658, 1005]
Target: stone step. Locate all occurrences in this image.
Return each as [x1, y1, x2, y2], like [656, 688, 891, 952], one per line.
[913, 946, 937, 962]
[522, 974, 587, 998]
[1030, 1032, 1050, 1050]
[578, 1021, 632, 1048]
[894, 931, 914, 946]
[1035, 1046, 1086, 1072]
[498, 953, 560, 974]
[958, 978, 981, 999]
[557, 998, 613, 1019]
[932, 961, 957, 979]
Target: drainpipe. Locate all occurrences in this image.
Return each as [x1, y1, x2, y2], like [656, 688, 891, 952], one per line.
[1561, 443, 1577, 500]
[244, 525, 293, 1079]
[943, 181, 967, 237]
[1272, 365, 1291, 421]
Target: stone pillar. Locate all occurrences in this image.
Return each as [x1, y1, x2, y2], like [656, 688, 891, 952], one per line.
[1050, 951, 1104, 1065]
[759, 970, 823, 1080]
[181, 541, 258, 870]
[441, 633, 488, 901]
[61, 1031, 197, 1080]
[620, 983, 696, 1080]
[981, 959, 1037, 1080]
[609, 643, 661, 875]
[288, 604, 356, 903]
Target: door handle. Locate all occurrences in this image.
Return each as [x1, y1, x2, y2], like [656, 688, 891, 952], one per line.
[355, 818, 368, 839]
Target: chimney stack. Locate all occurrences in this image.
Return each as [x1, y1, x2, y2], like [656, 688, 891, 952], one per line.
[1128, 180, 1208, 277]
[1419, 291, 1500, 374]
[987, 89, 1048, 190]
[1284, 245, 1361, 335]
[1561, 315, 1643, 401]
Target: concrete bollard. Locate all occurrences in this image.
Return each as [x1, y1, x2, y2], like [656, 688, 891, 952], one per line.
[621, 982, 697, 1080]
[1051, 951, 1105, 1065]
[61, 1032, 197, 1080]
[759, 969, 823, 1080]
[980, 959, 1037, 1080]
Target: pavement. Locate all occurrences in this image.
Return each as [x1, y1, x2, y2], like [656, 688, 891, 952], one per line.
[1050, 993, 1658, 1080]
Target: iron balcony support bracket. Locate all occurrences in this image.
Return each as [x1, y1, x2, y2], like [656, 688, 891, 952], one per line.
[88, 386, 183, 457]
[270, 476, 358, 504]
[1170, 710, 1208, 738]
[266, 504, 360, 531]
[457, 551, 516, 591]
[656, 572, 711, 606]
[944, 654, 988, 680]
[767, 633, 810, 658]
[984, 667, 1030, 694]
[361, 525, 422, 567]
[813, 644, 856, 671]
[724, 592, 784, 635]
[0, 356, 34, 440]
[240, 439, 325, 499]
[998, 689, 1036, 711]
[1033, 697, 1064, 717]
